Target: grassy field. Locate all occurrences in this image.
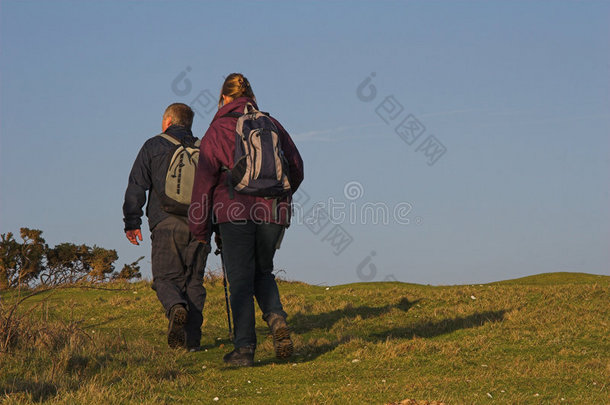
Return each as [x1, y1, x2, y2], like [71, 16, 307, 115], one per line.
[1, 272, 608, 404]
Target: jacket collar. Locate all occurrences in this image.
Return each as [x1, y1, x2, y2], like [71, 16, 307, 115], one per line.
[211, 97, 258, 123]
[164, 124, 194, 141]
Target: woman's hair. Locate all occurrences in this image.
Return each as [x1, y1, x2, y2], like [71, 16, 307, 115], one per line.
[218, 73, 256, 108]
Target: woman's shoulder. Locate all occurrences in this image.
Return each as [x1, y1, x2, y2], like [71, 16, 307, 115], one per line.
[202, 116, 236, 149]
[268, 115, 288, 135]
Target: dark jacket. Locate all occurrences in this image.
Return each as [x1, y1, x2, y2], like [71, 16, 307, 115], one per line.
[188, 97, 304, 242]
[123, 125, 198, 232]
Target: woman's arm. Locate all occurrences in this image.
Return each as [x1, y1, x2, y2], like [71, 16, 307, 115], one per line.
[189, 127, 221, 242]
[273, 119, 304, 192]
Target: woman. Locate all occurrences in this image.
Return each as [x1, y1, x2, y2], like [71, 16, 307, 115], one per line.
[189, 73, 304, 366]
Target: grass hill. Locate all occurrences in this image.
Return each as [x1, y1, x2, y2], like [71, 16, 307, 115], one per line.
[490, 272, 608, 285]
[1, 272, 608, 404]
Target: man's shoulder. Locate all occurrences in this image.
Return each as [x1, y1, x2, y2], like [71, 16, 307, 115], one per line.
[140, 134, 176, 154]
[142, 133, 166, 146]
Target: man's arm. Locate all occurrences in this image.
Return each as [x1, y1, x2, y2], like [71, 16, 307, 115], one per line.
[123, 143, 152, 241]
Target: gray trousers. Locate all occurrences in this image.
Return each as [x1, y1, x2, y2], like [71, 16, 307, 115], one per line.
[151, 215, 209, 348]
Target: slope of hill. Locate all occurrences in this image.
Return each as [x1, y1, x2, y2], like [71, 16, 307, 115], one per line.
[1, 272, 608, 404]
[491, 272, 609, 286]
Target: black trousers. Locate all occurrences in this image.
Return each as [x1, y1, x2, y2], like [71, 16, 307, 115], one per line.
[219, 221, 288, 349]
[151, 215, 209, 348]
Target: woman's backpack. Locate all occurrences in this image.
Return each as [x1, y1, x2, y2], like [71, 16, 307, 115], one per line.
[221, 103, 291, 198]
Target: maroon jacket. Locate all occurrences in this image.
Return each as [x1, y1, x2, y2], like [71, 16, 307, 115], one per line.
[189, 97, 304, 242]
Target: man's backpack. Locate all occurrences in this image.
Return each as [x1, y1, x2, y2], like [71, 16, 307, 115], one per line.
[222, 103, 291, 198]
[157, 133, 201, 216]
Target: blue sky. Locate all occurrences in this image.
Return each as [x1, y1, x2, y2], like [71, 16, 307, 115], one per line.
[1, 1, 608, 285]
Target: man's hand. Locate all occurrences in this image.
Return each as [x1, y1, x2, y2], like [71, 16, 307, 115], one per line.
[126, 229, 143, 245]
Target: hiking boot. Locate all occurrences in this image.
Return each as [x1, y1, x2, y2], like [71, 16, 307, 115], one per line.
[266, 313, 293, 359]
[167, 304, 187, 349]
[223, 346, 255, 367]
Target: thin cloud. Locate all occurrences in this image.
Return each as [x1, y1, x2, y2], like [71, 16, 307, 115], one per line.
[419, 108, 495, 118]
[292, 123, 383, 142]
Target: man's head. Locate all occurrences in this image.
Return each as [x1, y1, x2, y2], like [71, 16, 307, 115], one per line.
[162, 103, 194, 132]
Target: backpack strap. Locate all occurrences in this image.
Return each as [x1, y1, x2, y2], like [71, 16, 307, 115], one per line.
[272, 198, 278, 221]
[213, 109, 269, 122]
[158, 133, 181, 146]
[222, 112, 243, 119]
[227, 110, 270, 117]
[243, 103, 255, 114]
[159, 133, 200, 149]
[275, 226, 286, 250]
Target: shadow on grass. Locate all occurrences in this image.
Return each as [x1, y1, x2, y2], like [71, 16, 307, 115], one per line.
[190, 301, 506, 366]
[284, 301, 507, 362]
[1, 380, 57, 402]
[288, 297, 419, 334]
[2, 350, 186, 401]
[370, 310, 507, 340]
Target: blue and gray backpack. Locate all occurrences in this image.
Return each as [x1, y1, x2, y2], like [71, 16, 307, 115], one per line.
[221, 103, 291, 198]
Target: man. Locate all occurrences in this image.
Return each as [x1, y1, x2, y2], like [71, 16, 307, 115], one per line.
[123, 103, 209, 351]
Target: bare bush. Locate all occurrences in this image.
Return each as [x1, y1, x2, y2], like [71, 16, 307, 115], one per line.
[112, 256, 144, 281]
[1, 228, 140, 290]
[0, 229, 46, 289]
